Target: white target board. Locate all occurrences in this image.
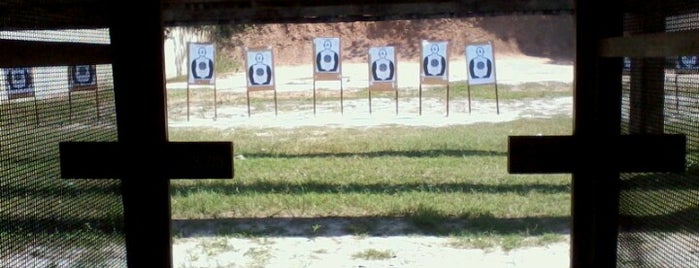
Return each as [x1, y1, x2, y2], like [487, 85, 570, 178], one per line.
[465, 42, 496, 85]
[4, 67, 35, 99]
[368, 46, 396, 84]
[246, 48, 275, 89]
[314, 37, 341, 74]
[188, 42, 216, 85]
[421, 40, 448, 80]
[69, 65, 97, 92]
[677, 55, 699, 72]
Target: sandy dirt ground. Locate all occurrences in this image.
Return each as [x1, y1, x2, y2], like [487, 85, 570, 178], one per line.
[169, 56, 574, 268]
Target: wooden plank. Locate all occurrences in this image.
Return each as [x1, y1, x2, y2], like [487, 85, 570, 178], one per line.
[60, 142, 234, 179]
[507, 135, 686, 174]
[0, 39, 110, 67]
[1, 0, 573, 29]
[162, 0, 573, 25]
[0, 1, 110, 30]
[599, 30, 699, 57]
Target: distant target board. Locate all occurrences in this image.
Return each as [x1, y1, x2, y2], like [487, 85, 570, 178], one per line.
[421, 41, 448, 83]
[188, 42, 216, 85]
[623, 57, 631, 74]
[368, 46, 396, 89]
[314, 37, 341, 79]
[245, 47, 275, 90]
[677, 55, 699, 74]
[465, 42, 496, 85]
[4, 67, 35, 99]
[69, 65, 97, 91]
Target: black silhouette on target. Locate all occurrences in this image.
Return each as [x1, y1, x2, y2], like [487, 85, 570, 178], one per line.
[191, 47, 214, 79]
[248, 53, 272, 85]
[316, 39, 339, 72]
[423, 44, 446, 76]
[371, 48, 394, 81]
[468, 46, 492, 79]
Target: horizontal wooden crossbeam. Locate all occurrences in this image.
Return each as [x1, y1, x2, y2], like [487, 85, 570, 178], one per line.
[599, 30, 699, 58]
[508, 135, 686, 174]
[59, 142, 234, 179]
[1, 0, 574, 30]
[0, 39, 111, 68]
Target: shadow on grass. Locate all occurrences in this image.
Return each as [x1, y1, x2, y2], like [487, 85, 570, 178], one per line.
[171, 214, 571, 238]
[0, 217, 124, 235]
[238, 149, 506, 159]
[171, 181, 570, 196]
[619, 206, 699, 233]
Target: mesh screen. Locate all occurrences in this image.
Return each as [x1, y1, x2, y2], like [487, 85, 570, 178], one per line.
[618, 2, 699, 267]
[0, 27, 126, 268]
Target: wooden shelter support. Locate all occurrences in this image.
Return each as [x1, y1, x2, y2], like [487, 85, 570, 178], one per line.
[59, 2, 234, 268]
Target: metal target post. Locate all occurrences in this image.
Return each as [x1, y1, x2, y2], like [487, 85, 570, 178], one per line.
[187, 42, 217, 121]
[465, 41, 498, 115]
[367, 46, 398, 115]
[245, 46, 276, 117]
[68, 65, 100, 123]
[420, 41, 450, 116]
[5, 68, 39, 125]
[312, 37, 343, 116]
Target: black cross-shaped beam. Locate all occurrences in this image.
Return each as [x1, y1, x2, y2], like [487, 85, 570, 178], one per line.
[508, 135, 686, 174]
[508, 134, 686, 267]
[58, 2, 234, 268]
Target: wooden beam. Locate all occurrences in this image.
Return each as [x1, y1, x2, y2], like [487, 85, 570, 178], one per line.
[599, 30, 699, 57]
[0, 1, 111, 30]
[163, 0, 573, 25]
[0, 39, 110, 67]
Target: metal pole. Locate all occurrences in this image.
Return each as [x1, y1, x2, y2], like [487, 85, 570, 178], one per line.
[419, 83, 422, 115]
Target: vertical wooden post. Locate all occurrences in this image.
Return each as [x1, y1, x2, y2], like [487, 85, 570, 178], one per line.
[573, 1, 624, 267]
[109, 1, 172, 267]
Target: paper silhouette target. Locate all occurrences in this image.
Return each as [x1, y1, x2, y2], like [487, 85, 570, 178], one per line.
[369, 46, 396, 83]
[422, 41, 448, 79]
[69, 65, 97, 91]
[465, 43, 496, 85]
[314, 37, 341, 73]
[4, 67, 35, 99]
[188, 43, 215, 85]
[677, 55, 699, 71]
[246, 48, 274, 87]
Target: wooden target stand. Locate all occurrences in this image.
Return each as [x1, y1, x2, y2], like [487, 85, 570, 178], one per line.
[4, 68, 39, 126]
[245, 47, 277, 117]
[68, 65, 100, 124]
[368, 82, 398, 115]
[671, 58, 698, 111]
[185, 81, 218, 121]
[419, 76, 449, 116]
[465, 81, 500, 114]
[312, 38, 343, 115]
[419, 41, 450, 116]
[465, 41, 500, 115]
[5, 89, 39, 126]
[313, 73, 343, 115]
[186, 42, 218, 121]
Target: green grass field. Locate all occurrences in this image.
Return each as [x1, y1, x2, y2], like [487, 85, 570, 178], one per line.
[166, 79, 575, 249]
[1, 81, 575, 263]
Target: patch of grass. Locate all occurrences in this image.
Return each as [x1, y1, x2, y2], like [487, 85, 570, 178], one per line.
[199, 237, 235, 256]
[243, 248, 272, 268]
[169, 115, 573, 250]
[344, 220, 377, 236]
[448, 232, 568, 251]
[351, 249, 396, 260]
[400, 204, 449, 232]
